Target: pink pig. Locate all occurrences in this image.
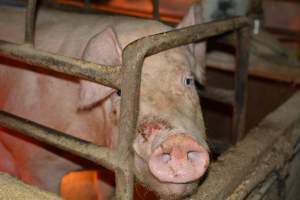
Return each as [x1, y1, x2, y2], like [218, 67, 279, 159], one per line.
[0, 3, 209, 199]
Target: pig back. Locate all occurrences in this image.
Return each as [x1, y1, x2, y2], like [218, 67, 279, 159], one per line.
[0, 6, 124, 146]
[0, 7, 127, 190]
[0, 5, 173, 142]
[0, 5, 117, 55]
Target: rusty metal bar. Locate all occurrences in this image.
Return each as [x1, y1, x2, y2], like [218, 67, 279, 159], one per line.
[0, 111, 117, 171]
[136, 17, 250, 57]
[114, 16, 250, 200]
[114, 37, 146, 200]
[0, 41, 122, 89]
[0, 172, 62, 200]
[152, 0, 160, 21]
[232, 26, 251, 143]
[25, 0, 37, 45]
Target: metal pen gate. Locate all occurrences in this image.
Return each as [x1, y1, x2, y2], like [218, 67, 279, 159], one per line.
[0, 0, 250, 199]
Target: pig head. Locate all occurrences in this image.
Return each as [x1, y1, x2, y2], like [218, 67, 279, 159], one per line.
[79, 4, 209, 199]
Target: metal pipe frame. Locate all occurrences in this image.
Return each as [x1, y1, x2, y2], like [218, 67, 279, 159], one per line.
[0, 111, 117, 171]
[152, 0, 160, 21]
[0, 41, 121, 89]
[25, 0, 37, 45]
[0, 1, 251, 199]
[233, 26, 251, 143]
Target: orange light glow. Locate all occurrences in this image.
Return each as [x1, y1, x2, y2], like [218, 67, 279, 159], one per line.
[61, 170, 100, 200]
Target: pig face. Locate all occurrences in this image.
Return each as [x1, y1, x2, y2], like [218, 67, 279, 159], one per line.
[78, 3, 209, 199]
[132, 48, 209, 199]
[80, 46, 209, 199]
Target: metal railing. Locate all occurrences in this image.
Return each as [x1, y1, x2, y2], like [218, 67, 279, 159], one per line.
[0, 0, 250, 199]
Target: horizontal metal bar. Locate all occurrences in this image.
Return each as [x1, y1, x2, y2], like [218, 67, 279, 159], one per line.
[246, 174, 278, 200]
[0, 41, 121, 89]
[127, 17, 250, 58]
[0, 111, 117, 171]
[0, 172, 62, 200]
[198, 86, 234, 105]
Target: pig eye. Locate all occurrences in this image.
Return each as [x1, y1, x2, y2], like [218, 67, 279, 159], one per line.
[184, 77, 194, 86]
[117, 90, 122, 96]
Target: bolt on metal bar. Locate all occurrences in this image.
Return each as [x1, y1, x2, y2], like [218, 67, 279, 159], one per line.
[0, 111, 117, 171]
[0, 41, 122, 89]
[25, 0, 37, 45]
[232, 26, 251, 143]
[114, 16, 250, 200]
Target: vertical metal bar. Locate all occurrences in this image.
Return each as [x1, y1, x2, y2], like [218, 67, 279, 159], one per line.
[249, 0, 263, 17]
[84, 0, 91, 8]
[85, 0, 91, 5]
[25, 0, 37, 45]
[115, 42, 145, 200]
[152, 0, 160, 21]
[232, 26, 251, 143]
[112, 18, 250, 198]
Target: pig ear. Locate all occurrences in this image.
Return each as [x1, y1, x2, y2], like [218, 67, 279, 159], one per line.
[79, 27, 122, 109]
[177, 3, 207, 84]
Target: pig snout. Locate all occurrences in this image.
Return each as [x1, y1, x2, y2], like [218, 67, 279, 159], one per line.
[149, 134, 209, 183]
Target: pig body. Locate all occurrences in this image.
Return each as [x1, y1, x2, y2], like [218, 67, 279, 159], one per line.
[0, 5, 209, 199]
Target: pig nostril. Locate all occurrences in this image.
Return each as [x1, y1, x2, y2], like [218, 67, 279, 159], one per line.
[149, 138, 210, 183]
[187, 151, 200, 161]
[161, 153, 171, 162]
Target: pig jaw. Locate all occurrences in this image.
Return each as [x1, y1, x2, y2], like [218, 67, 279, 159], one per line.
[132, 118, 209, 198]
